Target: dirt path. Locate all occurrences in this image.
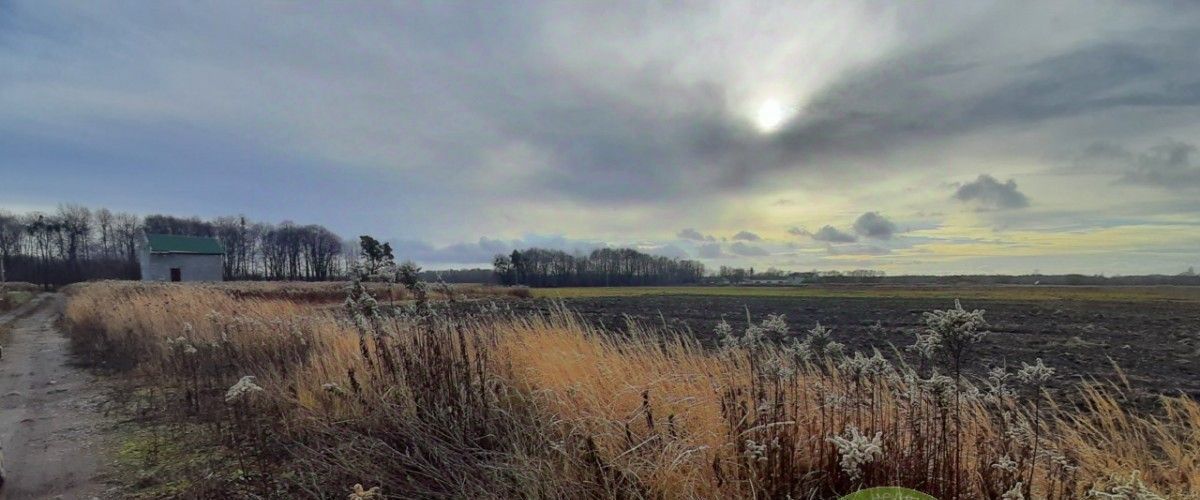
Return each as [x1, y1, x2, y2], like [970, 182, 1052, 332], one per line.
[0, 294, 111, 499]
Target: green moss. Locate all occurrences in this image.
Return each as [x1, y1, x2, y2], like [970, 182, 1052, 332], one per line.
[0, 290, 34, 312]
[108, 421, 242, 499]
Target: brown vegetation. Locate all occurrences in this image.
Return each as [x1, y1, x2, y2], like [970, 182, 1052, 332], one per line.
[63, 281, 1196, 498]
[62, 280, 528, 306]
[0, 282, 38, 314]
[0, 282, 40, 294]
[209, 280, 531, 303]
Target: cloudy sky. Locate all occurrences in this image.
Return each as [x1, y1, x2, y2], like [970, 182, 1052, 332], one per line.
[2, 1, 1199, 274]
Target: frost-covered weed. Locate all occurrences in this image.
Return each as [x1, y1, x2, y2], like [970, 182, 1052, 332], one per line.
[1005, 420, 1036, 443]
[993, 454, 1019, 473]
[822, 392, 847, 407]
[760, 314, 788, 342]
[917, 371, 958, 408]
[165, 335, 199, 356]
[758, 355, 795, 381]
[225, 375, 265, 403]
[1041, 449, 1077, 473]
[348, 483, 383, 499]
[1086, 471, 1166, 500]
[716, 314, 786, 348]
[1002, 481, 1026, 500]
[714, 319, 735, 347]
[786, 322, 844, 362]
[924, 299, 989, 344]
[865, 320, 890, 339]
[1017, 358, 1055, 386]
[986, 366, 1016, 398]
[827, 426, 883, 481]
[1017, 357, 1055, 489]
[839, 350, 891, 380]
[741, 323, 764, 347]
[742, 439, 770, 464]
[344, 275, 381, 331]
[912, 299, 989, 375]
[907, 330, 941, 360]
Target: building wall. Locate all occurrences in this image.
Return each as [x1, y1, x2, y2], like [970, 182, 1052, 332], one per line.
[140, 253, 224, 282]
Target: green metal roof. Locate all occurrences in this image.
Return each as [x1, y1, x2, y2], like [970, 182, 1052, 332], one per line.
[146, 234, 225, 255]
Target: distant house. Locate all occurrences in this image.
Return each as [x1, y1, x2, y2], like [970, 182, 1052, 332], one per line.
[139, 233, 225, 282]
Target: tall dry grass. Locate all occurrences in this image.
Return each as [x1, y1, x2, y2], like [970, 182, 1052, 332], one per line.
[64, 281, 1197, 498]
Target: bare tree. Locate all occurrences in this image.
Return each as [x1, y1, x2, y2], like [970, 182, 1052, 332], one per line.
[57, 204, 92, 269]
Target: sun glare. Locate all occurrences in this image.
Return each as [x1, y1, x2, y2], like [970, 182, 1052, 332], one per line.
[755, 98, 789, 133]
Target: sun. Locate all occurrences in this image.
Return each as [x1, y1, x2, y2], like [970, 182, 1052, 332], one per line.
[754, 98, 789, 133]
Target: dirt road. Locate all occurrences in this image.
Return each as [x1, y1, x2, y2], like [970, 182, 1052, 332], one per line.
[0, 294, 111, 499]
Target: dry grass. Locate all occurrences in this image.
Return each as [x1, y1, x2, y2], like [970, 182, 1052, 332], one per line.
[212, 280, 531, 303]
[64, 279, 529, 305]
[0, 281, 41, 293]
[0, 289, 35, 315]
[64, 281, 1198, 498]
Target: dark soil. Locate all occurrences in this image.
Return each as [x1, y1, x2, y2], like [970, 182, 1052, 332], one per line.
[495, 295, 1200, 406]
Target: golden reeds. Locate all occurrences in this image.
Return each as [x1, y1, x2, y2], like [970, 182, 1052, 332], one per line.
[63, 281, 1197, 498]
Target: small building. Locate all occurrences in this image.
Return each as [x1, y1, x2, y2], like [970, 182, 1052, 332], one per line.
[139, 233, 225, 282]
[743, 274, 808, 286]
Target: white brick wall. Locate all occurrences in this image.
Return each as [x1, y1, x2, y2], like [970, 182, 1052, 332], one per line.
[139, 253, 224, 282]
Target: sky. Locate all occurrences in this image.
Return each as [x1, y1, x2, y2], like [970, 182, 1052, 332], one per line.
[2, 1, 1199, 274]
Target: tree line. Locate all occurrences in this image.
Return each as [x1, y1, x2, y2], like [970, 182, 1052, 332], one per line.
[493, 247, 705, 287]
[0, 204, 706, 288]
[0, 204, 352, 286]
[1, 205, 142, 286]
[713, 266, 887, 284]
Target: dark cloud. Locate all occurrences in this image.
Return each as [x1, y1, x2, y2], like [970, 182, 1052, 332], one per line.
[644, 243, 691, 260]
[1069, 141, 1136, 174]
[390, 239, 501, 265]
[852, 212, 897, 239]
[390, 234, 606, 266]
[767, 30, 1200, 176]
[696, 242, 726, 259]
[810, 225, 858, 243]
[538, 9, 1198, 203]
[732, 230, 761, 241]
[677, 228, 716, 241]
[390, 234, 699, 266]
[1116, 140, 1200, 190]
[8, 3, 1198, 211]
[826, 244, 891, 256]
[730, 242, 769, 257]
[953, 175, 1030, 210]
[1068, 139, 1200, 190]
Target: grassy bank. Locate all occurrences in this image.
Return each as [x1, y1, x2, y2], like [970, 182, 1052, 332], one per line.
[533, 284, 1200, 303]
[63, 281, 1197, 498]
[0, 289, 35, 314]
[62, 279, 530, 305]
